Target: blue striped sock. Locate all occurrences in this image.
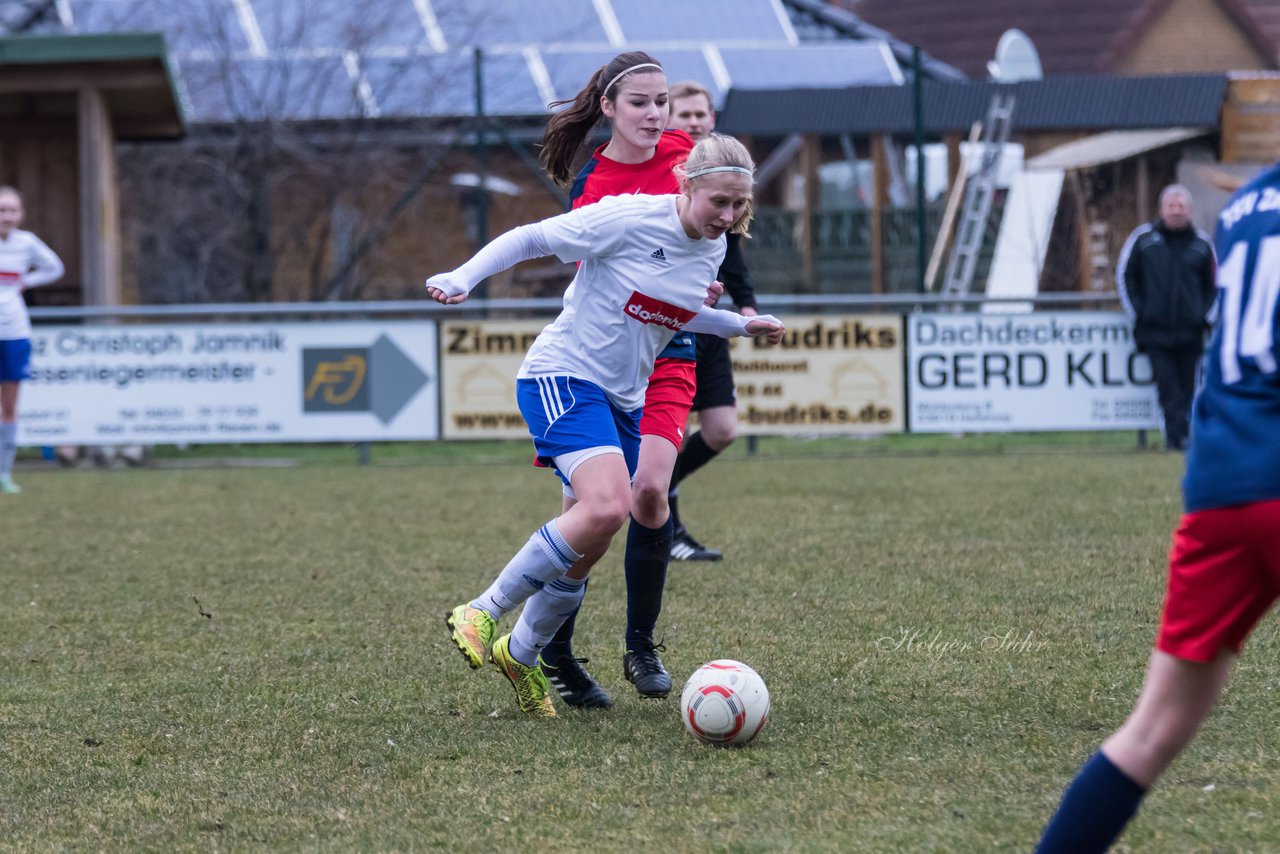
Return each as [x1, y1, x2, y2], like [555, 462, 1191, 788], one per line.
[472, 520, 583, 619]
[510, 575, 587, 665]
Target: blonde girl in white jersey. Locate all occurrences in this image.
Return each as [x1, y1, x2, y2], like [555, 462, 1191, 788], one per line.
[0, 186, 65, 494]
[429, 135, 784, 717]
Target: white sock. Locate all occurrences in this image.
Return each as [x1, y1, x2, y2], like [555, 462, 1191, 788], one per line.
[509, 575, 587, 665]
[471, 519, 583, 619]
[0, 422, 16, 478]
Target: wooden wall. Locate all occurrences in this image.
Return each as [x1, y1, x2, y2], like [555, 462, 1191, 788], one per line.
[0, 117, 81, 305]
[1222, 76, 1280, 163]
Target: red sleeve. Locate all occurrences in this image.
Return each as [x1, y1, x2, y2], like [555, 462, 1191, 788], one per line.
[573, 130, 695, 209]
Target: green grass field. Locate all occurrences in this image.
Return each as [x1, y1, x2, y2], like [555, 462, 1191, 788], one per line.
[4, 436, 1279, 851]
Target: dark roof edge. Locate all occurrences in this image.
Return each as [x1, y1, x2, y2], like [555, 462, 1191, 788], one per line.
[718, 73, 1230, 135]
[0, 31, 166, 62]
[780, 0, 968, 81]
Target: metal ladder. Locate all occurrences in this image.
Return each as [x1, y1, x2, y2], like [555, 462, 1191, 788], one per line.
[940, 91, 1015, 299]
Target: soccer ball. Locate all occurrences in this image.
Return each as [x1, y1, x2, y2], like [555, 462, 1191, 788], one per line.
[680, 659, 770, 747]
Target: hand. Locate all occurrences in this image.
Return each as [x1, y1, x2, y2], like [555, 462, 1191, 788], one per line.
[744, 314, 785, 345]
[425, 273, 469, 305]
[704, 280, 725, 307]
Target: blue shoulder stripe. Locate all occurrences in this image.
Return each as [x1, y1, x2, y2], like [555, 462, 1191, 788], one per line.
[568, 157, 600, 210]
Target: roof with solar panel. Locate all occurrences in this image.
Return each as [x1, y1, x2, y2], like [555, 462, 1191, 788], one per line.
[5, 0, 960, 124]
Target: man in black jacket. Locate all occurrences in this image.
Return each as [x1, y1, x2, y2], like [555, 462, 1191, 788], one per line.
[1117, 185, 1217, 450]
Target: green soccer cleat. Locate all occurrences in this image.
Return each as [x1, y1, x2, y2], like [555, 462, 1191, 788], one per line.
[445, 604, 496, 670]
[490, 634, 556, 718]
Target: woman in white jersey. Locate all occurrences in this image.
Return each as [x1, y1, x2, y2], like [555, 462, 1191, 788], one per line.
[430, 135, 784, 716]
[0, 186, 64, 494]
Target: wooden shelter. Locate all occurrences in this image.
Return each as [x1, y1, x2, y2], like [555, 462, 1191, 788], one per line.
[0, 33, 184, 306]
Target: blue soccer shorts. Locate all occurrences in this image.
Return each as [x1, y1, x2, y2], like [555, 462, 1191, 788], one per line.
[517, 375, 641, 488]
[0, 338, 32, 382]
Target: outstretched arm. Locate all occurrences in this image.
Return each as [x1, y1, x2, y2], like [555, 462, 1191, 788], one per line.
[425, 223, 552, 304]
[685, 305, 785, 345]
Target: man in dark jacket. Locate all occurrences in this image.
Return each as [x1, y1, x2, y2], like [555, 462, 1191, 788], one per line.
[1117, 185, 1217, 450]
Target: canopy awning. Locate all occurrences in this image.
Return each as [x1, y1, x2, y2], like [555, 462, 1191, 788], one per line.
[1026, 127, 1211, 170]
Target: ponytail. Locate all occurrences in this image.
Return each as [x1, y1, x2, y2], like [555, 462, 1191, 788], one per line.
[539, 51, 664, 187]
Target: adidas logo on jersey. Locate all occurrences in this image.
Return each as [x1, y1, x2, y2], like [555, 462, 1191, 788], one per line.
[649, 247, 668, 263]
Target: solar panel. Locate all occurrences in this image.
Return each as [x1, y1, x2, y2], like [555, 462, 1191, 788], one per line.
[609, 0, 792, 44]
[68, 0, 250, 54]
[430, 0, 608, 47]
[247, 0, 426, 52]
[640, 49, 723, 104]
[720, 44, 902, 89]
[179, 55, 362, 122]
[362, 51, 546, 118]
[64, 1, 908, 123]
[539, 48, 722, 107]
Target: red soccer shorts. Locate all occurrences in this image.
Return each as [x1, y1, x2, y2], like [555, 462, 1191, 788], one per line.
[639, 358, 697, 447]
[1156, 499, 1280, 662]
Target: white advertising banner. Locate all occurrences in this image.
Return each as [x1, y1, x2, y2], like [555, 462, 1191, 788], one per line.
[18, 321, 438, 445]
[907, 311, 1160, 432]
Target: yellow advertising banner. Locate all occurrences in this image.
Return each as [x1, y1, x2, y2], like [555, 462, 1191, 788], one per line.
[440, 314, 905, 440]
[439, 319, 545, 440]
[730, 313, 904, 435]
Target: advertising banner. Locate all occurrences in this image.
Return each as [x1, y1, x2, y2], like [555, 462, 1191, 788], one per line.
[19, 322, 438, 444]
[439, 319, 544, 440]
[732, 314, 905, 435]
[907, 311, 1160, 432]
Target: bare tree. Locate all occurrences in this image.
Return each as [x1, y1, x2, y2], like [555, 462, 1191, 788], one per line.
[112, 0, 472, 303]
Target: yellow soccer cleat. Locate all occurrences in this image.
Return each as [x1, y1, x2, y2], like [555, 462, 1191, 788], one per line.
[490, 634, 556, 718]
[445, 604, 496, 670]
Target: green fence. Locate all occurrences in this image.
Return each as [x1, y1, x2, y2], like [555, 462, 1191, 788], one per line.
[747, 204, 1001, 294]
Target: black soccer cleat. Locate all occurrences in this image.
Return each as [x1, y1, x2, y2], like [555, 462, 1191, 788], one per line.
[540, 655, 613, 710]
[669, 528, 723, 562]
[623, 642, 672, 698]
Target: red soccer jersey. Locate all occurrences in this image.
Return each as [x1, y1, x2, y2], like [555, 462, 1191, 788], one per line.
[569, 129, 694, 210]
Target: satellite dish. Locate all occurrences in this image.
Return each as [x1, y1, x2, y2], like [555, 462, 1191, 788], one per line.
[988, 29, 1043, 82]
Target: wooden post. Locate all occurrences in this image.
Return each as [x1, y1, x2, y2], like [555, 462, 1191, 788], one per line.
[944, 132, 962, 188]
[1221, 102, 1239, 163]
[1069, 169, 1091, 291]
[798, 134, 820, 293]
[78, 87, 121, 307]
[1136, 154, 1151, 225]
[869, 135, 889, 295]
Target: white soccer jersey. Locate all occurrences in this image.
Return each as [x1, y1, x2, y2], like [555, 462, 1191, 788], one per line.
[0, 229, 64, 340]
[519, 194, 727, 410]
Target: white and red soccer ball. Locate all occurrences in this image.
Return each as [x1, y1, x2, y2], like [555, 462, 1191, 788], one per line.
[680, 660, 770, 747]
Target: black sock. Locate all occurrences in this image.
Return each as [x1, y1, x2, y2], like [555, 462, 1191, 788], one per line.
[673, 431, 719, 486]
[542, 578, 588, 662]
[668, 491, 683, 532]
[624, 515, 674, 649]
